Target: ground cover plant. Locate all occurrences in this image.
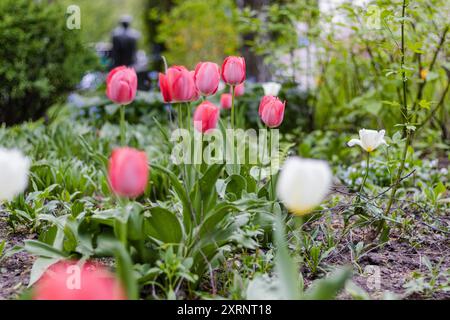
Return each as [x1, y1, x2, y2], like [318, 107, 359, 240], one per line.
[0, 0, 449, 300]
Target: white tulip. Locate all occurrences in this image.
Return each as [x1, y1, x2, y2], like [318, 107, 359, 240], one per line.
[0, 148, 30, 201]
[262, 82, 282, 96]
[276, 157, 332, 215]
[347, 129, 388, 152]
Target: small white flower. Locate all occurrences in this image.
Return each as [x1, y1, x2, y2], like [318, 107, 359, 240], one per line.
[262, 82, 282, 96]
[276, 157, 332, 215]
[347, 129, 388, 152]
[0, 148, 30, 201]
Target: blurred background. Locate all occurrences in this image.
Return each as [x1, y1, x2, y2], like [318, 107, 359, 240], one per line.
[0, 0, 448, 145]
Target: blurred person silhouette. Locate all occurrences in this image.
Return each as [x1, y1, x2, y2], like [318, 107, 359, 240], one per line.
[111, 15, 140, 68]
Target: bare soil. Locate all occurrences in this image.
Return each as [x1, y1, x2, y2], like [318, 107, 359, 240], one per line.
[0, 218, 35, 300]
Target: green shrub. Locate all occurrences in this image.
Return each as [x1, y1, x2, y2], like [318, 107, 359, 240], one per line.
[157, 0, 239, 68]
[0, 0, 98, 125]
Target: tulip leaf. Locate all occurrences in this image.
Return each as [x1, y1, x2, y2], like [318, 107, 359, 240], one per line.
[152, 163, 192, 231]
[145, 207, 183, 244]
[304, 267, 353, 300]
[29, 257, 62, 287]
[24, 240, 68, 259]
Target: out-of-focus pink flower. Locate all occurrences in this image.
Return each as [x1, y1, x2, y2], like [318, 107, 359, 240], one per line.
[234, 83, 245, 97]
[108, 147, 149, 198]
[106, 66, 138, 105]
[34, 261, 126, 300]
[194, 62, 220, 96]
[159, 66, 199, 103]
[258, 96, 286, 128]
[193, 101, 220, 133]
[220, 93, 232, 109]
[221, 56, 246, 85]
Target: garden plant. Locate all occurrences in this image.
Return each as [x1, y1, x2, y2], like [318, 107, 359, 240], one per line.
[0, 0, 449, 302]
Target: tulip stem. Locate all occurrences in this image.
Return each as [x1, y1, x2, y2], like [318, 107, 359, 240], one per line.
[359, 152, 370, 195]
[120, 105, 126, 146]
[230, 85, 239, 173]
[185, 102, 191, 131]
[269, 129, 276, 210]
[177, 104, 183, 130]
[230, 85, 235, 130]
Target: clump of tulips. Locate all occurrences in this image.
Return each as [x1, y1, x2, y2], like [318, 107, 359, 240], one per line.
[31, 56, 339, 301]
[103, 55, 335, 219]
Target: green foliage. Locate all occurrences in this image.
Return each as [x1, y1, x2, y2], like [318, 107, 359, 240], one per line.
[59, 0, 147, 46]
[0, 0, 98, 125]
[157, 0, 239, 68]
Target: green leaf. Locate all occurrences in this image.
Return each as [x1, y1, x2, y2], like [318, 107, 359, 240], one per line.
[145, 207, 183, 244]
[113, 244, 138, 300]
[0, 240, 6, 258]
[304, 267, 353, 300]
[434, 182, 446, 197]
[29, 257, 62, 287]
[24, 240, 68, 259]
[418, 99, 431, 110]
[152, 163, 192, 231]
[274, 214, 303, 299]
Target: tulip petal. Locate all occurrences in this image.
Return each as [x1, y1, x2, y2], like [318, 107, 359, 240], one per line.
[347, 139, 362, 148]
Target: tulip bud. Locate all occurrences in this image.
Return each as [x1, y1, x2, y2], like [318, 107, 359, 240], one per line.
[193, 101, 220, 133]
[234, 83, 245, 97]
[194, 62, 220, 96]
[347, 129, 388, 152]
[258, 96, 286, 128]
[0, 148, 30, 202]
[277, 157, 332, 216]
[106, 66, 137, 105]
[159, 66, 199, 103]
[34, 261, 126, 300]
[220, 93, 232, 109]
[221, 56, 246, 85]
[108, 147, 149, 198]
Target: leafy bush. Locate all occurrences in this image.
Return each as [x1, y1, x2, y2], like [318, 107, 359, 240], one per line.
[157, 0, 239, 68]
[0, 0, 98, 125]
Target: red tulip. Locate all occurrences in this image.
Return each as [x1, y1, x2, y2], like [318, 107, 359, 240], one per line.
[108, 147, 149, 198]
[34, 261, 126, 300]
[194, 62, 220, 96]
[159, 66, 199, 103]
[220, 93, 232, 110]
[234, 83, 245, 97]
[193, 101, 220, 133]
[258, 96, 286, 128]
[106, 66, 137, 105]
[221, 56, 246, 85]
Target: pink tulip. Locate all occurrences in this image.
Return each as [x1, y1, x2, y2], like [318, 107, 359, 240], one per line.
[193, 101, 220, 133]
[106, 66, 137, 105]
[234, 83, 245, 97]
[34, 261, 126, 300]
[194, 62, 220, 96]
[258, 96, 286, 128]
[221, 56, 246, 85]
[159, 66, 199, 103]
[220, 93, 232, 109]
[108, 147, 149, 198]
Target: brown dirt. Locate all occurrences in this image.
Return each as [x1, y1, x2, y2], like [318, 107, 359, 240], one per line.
[304, 198, 450, 300]
[0, 217, 36, 300]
